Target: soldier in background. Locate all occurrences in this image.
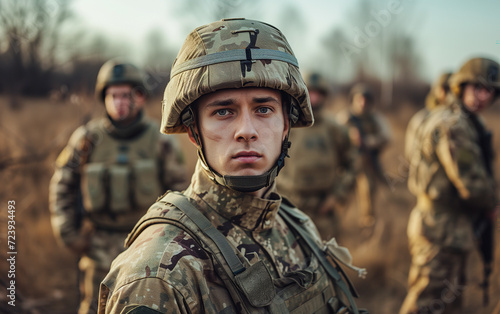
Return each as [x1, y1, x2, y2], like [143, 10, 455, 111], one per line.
[49, 60, 188, 314]
[99, 18, 365, 314]
[338, 84, 391, 228]
[277, 72, 357, 239]
[404, 72, 452, 162]
[400, 57, 499, 314]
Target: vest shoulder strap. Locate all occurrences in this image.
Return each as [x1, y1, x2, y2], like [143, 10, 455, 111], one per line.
[162, 192, 246, 275]
[278, 201, 360, 314]
[161, 192, 277, 311]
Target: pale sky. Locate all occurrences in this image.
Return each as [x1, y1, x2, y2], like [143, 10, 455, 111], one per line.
[71, 0, 500, 83]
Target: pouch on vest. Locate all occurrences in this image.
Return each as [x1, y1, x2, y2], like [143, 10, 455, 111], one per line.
[81, 162, 107, 212]
[108, 164, 131, 213]
[132, 159, 161, 210]
[234, 260, 276, 308]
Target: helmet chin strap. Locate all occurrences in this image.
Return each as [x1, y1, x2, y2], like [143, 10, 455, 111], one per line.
[182, 103, 299, 193]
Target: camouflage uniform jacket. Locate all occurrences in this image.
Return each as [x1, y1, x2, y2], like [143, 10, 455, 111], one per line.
[49, 113, 188, 255]
[404, 94, 453, 162]
[338, 110, 390, 174]
[407, 99, 496, 251]
[404, 108, 429, 163]
[99, 161, 352, 313]
[277, 115, 357, 206]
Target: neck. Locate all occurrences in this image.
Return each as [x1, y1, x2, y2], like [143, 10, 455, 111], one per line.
[104, 111, 146, 138]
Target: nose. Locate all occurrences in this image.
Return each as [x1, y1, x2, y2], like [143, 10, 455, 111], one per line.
[234, 110, 258, 142]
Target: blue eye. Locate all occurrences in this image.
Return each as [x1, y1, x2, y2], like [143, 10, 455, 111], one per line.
[215, 108, 230, 116]
[258, 107, 271, 114]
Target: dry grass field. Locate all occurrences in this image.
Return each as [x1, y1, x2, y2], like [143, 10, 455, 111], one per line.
[0, 95, 499, 313]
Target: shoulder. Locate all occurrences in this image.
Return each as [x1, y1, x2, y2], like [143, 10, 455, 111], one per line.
[66, 125, 89, 147]
[334, 109, 352, 125]
[324, 116, 346, 132]
[425, 105, 463, 135]
[142, 116, 161, 133]
[280, 197, 323, 243]
[408, 108, 429, 126]
[105, 200, 212, 297]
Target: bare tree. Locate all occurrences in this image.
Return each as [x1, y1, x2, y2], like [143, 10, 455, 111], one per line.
[141, 29, 176, 96]
[320, 0, 425, 106]
[0, 0, 73, 96]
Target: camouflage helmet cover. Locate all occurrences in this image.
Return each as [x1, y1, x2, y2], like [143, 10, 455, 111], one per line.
[161, 18, 313, 134]
[425, 71, 453, 110]
[449, 57, 500, 96]
[434, 72, 452, 90]
[95, 59, 147, 102]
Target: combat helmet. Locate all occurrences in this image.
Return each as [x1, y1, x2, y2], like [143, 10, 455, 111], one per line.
[95, 59, 147, 103]
[426, 72, 452, 110]
[162, 18, 313, 192]
[303, 72, 330, 95]
[448, 57, 500, 97]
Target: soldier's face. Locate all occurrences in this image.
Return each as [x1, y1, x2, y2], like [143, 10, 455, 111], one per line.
[104, 84, 145, 123]
[462, 83, 495, 113]
[352, 94, 372, 115]
[190, 88, 288, 177]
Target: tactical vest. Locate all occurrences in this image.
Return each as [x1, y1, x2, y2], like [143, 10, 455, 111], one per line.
[278, 122, 341, 194]
[80, 118, 163, 229]
[135, 191, 363, 314]
[347, 113, 380, 140]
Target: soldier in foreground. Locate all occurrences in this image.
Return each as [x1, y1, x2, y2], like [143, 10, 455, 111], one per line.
[400, 57, 499, 314]
[49, 60, 188, 313]
[404, 72, 452, 162]
[277, 72, 357, 239]
[99, 18, 366, 314]
[338, 84, 391, 228]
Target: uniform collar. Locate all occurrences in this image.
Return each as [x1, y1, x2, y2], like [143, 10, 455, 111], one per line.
[102, 110, 147, 139]
[185, 161, 282, 232]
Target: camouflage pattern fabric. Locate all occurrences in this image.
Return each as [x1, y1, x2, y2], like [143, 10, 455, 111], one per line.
[99, 161, 352, 313]
[161, 18, 313, 135]
[404, 108, 430, 164]
[400, 98, 496, 314]
[338, 110, 390, 224]
[405, 73, 452, 162]
[277, 116, 357, 238]
[49, 113, 188, 314]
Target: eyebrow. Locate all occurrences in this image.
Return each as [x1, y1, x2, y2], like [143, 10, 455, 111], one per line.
[205, 96, 280, 108]
[205, 99, 234, 108]
[253, 96, 280, 104]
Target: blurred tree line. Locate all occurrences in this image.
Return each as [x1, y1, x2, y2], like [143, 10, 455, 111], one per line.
[0, 0, 173, 100]
[0, 0, 428, 108]
[0, 0, 102, 98]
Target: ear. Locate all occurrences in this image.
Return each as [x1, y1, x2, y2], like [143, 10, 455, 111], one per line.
[282, 111, 290, 141]
[185, 125, 199, 146]
[132, 89, 147, 107]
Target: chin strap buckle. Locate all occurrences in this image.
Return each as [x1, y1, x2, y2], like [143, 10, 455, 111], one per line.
[181, 108, 195, 127]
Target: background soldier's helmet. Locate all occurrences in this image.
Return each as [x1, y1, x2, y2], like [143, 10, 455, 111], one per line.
[426, 72, 453, 110]
[161, 18, 313, 135]
[434, 72, 452, 91]
[303, 72, 329, 95]
[349, 83, 374, 103]
[449, 57, 500, 97]
[95, 60, 147, 103]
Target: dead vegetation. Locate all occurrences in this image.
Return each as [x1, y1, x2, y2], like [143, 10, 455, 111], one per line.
[0, 95, 498, 313]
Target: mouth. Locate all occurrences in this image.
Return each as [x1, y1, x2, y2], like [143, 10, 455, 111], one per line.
[232, 151, 262, 163]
